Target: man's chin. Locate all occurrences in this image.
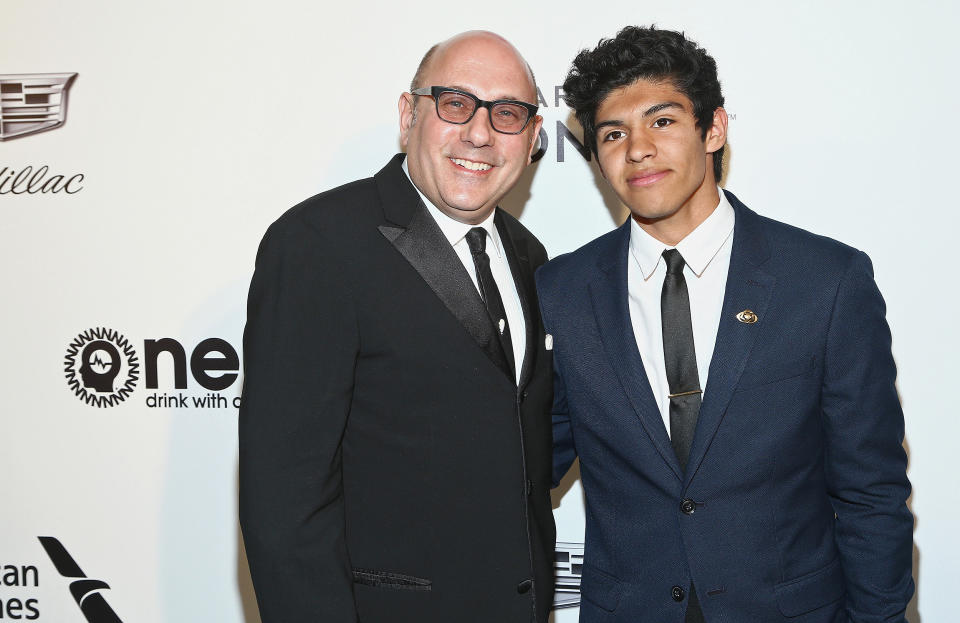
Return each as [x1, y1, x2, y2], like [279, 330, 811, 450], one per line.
[438, 199, 497, 224]
[628, 207, 678, 225]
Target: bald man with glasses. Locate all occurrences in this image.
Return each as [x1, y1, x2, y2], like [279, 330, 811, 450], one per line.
[239, 31, 555, 623]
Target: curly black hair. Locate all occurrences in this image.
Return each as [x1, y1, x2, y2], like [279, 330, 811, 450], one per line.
[563, 26, 726, 182]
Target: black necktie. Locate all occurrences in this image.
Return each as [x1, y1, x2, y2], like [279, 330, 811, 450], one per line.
[662, 249, 706, 623]
[465, 227, 515, 378]
[661, 249, 702, 472]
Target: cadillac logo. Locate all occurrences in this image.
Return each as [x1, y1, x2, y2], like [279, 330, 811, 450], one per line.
[0, 72, 77, 141]
[554, 541, 584, 609]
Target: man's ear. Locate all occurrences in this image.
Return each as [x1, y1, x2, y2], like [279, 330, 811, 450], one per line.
[705, 107, 728, 154]
[526, 115, 544, 164]
[398, 92, 415, 147]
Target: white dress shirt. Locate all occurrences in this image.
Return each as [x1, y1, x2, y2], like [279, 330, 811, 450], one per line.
[402, 160, 526, 383]
[627, 190, 735, 437]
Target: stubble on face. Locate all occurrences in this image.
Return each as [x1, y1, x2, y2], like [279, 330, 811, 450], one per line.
[399, 31, 543, 224]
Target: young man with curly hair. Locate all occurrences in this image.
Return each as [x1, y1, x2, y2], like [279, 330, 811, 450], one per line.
[537, 26, 913, 623]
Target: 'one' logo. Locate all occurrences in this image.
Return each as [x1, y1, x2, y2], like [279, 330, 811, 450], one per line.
[64, 328, 139, 407]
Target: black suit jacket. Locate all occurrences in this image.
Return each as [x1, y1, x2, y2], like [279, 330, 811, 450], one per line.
[239, 154, 555, 623]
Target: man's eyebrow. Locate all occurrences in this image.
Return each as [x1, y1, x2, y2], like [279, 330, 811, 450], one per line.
[643, 101, 686, 117]
[447, 84, 529, 102]
[594, 119, 623, 132]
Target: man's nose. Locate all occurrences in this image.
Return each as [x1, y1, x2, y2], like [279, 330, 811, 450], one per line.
[461, 105, 495, 146]
[627, 131, 656, 162]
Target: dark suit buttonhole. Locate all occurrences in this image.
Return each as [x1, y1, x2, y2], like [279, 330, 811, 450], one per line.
[706, 588, 726, 596]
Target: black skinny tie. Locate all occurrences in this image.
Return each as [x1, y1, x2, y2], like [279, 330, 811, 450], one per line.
[466, 227, 515, 378]
[661, 248, 705, 623]
[661, 248, 702, 471]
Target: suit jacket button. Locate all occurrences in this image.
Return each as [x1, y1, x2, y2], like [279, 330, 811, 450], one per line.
[517, 579, 532, 594]
[680, 499, 696, 515]
[672, 585, 685, 601]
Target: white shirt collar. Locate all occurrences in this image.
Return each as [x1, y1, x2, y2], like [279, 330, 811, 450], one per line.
[401, 157, 502, 257]
[629, 188, 735, 280]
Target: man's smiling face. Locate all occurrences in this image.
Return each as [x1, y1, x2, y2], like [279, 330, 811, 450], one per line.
[399, 32, 542, 225]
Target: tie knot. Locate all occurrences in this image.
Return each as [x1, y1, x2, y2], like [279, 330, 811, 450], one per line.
[466, 227, 487, 256]
[662, 248, 686, 275]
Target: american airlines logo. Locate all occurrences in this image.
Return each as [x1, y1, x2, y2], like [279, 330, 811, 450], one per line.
[553, 541, 583, 609]
[0, 73, 77, 141]
[39, 537, 124, 622]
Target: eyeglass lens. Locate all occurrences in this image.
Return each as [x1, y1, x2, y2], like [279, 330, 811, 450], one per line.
[436, 91, 530, 133]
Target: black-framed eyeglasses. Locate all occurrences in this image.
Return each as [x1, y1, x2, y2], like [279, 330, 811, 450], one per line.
[411, 86, 539, 135]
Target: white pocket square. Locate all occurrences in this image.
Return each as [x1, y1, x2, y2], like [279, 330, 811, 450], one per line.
[545, 334, 553, 351]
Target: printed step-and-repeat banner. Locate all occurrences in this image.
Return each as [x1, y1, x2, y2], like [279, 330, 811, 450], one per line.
[2, 1, 956, 621]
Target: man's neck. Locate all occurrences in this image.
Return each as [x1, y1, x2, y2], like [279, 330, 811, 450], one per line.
[633, 184, 721, 246]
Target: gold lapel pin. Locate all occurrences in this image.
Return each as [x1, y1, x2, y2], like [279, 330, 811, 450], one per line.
[736, 309, 758, 324]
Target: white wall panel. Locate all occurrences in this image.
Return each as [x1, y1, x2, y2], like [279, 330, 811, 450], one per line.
[2, 2, 953, 621]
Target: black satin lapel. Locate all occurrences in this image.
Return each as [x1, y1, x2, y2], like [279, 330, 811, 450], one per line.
[684, 199, 774, 485]
[378, 204, 511, 379]
[591, 225, 683, 481]
[495, 214, 537, 390]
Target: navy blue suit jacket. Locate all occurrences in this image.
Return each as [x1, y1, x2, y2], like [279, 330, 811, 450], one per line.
[536, 191, 913, 622]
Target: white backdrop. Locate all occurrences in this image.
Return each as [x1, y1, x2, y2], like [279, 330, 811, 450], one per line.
[2, 1, 956, 621]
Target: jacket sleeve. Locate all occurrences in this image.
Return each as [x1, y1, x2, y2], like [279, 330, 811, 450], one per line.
[550, 342, 576, 488]
[821, 250, 914, 622]
[239, 214, 360, 623]
[535, 266, 577, 487]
